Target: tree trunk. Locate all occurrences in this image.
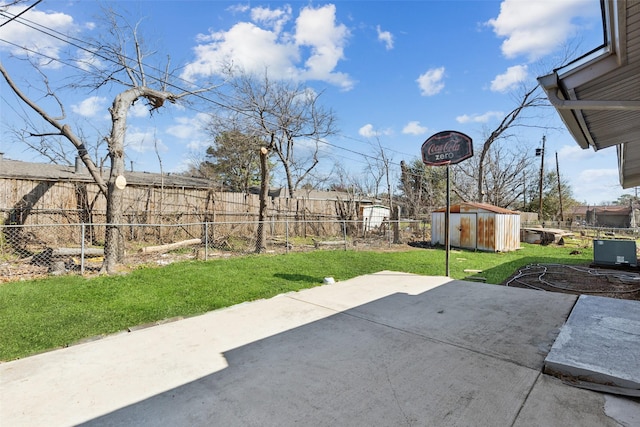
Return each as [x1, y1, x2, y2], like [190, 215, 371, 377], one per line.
[255, 146, 270, 253]
[477, 142, 491, 204]
[103, 90, 137, 273]
[392, 205, 400, 244]
[284, 162, 295, 199]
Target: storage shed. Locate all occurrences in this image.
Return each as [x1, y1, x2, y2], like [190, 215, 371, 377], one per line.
[431, 202, 520, 252]
[361, 205, 390, 231]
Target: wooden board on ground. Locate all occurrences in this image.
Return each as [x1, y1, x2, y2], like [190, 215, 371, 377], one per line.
[139, 238, 202, 254]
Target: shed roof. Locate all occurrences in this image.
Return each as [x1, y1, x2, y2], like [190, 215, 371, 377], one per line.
[538, 0, 640, 188]
[433, 202, 519, 215]
[0, 158, 212, 189]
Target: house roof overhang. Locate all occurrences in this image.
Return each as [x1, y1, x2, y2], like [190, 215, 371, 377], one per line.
[537, 0, 640, 189]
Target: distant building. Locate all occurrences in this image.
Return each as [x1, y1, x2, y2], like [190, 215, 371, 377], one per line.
[361, 205, 391, 231]
[567, 205, 633, 228]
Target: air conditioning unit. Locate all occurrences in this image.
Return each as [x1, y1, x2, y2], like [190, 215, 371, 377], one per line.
[593, 239, 637, 267]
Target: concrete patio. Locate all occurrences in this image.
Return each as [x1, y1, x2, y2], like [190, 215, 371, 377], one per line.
[1, 271, 638, 426]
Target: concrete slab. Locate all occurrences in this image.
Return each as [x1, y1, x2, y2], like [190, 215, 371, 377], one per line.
[80, 307, 540, 427]
[1, 271, 638, 426]
[308, 280, 577, 370]
[0, 296, 338, 426]
[0, 272, 451, 426]
[544, 294, 640, 394]
[513, 374, 640, 427]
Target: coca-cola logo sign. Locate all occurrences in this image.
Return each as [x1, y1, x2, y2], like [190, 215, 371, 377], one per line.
[421, 131, 473, 166]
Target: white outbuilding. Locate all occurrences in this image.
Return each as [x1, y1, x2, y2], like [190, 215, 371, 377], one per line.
[361, 205, 391, 231]
[431, 202, 520, 252]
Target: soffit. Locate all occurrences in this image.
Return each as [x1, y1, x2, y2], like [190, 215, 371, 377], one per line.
[538, 0, 640, 189]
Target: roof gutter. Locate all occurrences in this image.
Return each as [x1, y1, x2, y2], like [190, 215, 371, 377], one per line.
[543, 82, 640, 110]
[536, 0, 630, 149]
[537, 73, 594, 149]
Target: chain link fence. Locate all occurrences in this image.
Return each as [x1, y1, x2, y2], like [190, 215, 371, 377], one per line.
[0, 219, 430, 282]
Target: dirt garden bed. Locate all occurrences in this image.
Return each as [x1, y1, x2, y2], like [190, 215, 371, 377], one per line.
[501, 263, 640, 301]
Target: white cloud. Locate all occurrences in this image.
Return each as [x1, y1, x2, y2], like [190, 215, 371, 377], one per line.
[377, 25, 394, 50]
[416, 67, 445, 96]
[456, 111, 504, 124]
[125, 128, 166, 154]
[71, 96, 107, 118]
[181, 4, 353, 90]
[171, 158, 197, 174]
[359, 124, 377, 138]
[358, 123, 392, 138]
[490, 64, 528, 93]
[554, 142, 626, 203]
[0, 5, 78, 67]
[251, 5, 292, 33]
[227, 4, 250, 14]
[294, 4, 352, 88]
[185, 22, 298, 80]
[166, 114, 210, 151]
[128, 102, 149, 118]
[578, 168, 618, 180]
[185, 137, 210, 152]
[571, 168, 621, 204]
[75, 49, 104, 72]
[487, 0, 600, 61]
[166, 114, 208, 139]
[402, 121, 427, 135]
[557, 143, 594, 161]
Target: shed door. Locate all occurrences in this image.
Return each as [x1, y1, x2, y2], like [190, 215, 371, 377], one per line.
[451, 213, 476, 249]
[459, 213, 476, 250]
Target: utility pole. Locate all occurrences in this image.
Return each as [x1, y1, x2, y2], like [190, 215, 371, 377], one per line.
[523, 171, 527, 211]
[556, 152, 564, 223]
[537, 136, 546, 224]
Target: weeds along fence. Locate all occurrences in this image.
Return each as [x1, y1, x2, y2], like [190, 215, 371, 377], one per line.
[0, 219, 430, 281]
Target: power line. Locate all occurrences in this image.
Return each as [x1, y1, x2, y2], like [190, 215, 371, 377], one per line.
[0, 33, 416, 170]
[0, 7, 430, 184]
[0, 0, 41, 28]
[0, 6, 423, 160]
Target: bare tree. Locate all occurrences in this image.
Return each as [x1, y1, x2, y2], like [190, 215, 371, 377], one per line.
[211, 66, 338, 198]
[1, 9, 215, 273]
[374, 138, 399, 242]
[357, 137, 402, 242]
[328, 162, 367, 236]
[398, 158, 448, 216]
[454, 143, 536, 210]
[361, 145, 387, 199]
[327, 162, 366, 194]
[207, 66, 337, 252]
[475, 84, 550, 203]
[6, 94, 110, 167]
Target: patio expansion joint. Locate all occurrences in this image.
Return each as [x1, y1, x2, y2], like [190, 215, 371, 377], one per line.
[285, 293, 541, 372]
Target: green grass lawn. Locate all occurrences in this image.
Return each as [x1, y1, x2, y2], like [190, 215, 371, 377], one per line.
[0, 243, 593, 361]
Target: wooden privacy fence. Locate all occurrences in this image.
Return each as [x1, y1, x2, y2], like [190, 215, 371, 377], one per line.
[0, 178, 360, 229]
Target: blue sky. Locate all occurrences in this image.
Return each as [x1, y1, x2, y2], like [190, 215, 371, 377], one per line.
[0, 0, 630, 205]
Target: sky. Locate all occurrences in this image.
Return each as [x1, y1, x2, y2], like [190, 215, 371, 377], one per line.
[0, 0, 632, 205]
